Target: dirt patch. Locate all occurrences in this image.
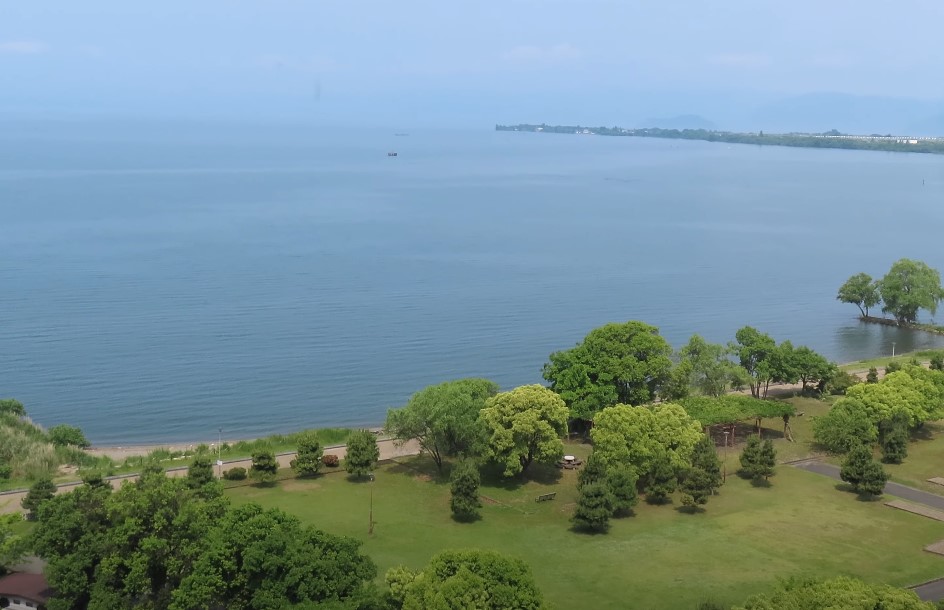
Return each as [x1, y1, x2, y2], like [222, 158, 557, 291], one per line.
[414, 474, 433, 482]
[280, 480, 322, 492]
[480, 495, 500, 505]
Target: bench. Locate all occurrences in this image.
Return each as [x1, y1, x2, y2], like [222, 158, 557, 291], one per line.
[536, 492, 557, 502]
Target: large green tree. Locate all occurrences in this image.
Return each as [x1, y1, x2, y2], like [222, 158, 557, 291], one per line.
[480, 385, 568, 477]
[543, 321, 673, 420]
[344, 430, 380, 478]
[386, 549, 546, 610]
[812, 398, 879, 453]
[731, 327, 777, 398]
[590, 403, 703, 479]
[737, 576, 933, 609]
[385, 378, 498, 471]
[32, 469, 227, 610]
[836, 272, 880, 317]
[878, 258, 944, 324]
[677, 334, 746, 398]
[21, 477, 57, 520]
[171, 504, 376, 610]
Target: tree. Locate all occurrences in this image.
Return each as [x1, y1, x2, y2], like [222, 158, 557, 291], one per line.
[879, 411, 910, 464]
[690, 435, 723, 492]
[731, 327, 777, 398]
[249, 449, 279, 483]
[186, 454, 216, 489]
[290, 432, 324, 477]
[571, 482, 614, 532]
[0, 514, 26, 576]
[450, 460, 482, 521]
[480, 385, 568, 477]
[385, 378, 498, 471]
[21, 477, 56, 520]
[866, 367, 879, 383]
[758, 439, 777, 481]
[47, 424, 91, 448]
[0, 399, 25, 417]
[737, 576, 933, 609]
[677, 335, 745, 398]
[930, 353, 944, 371]
[836, 272, 880, 317]
[606, 466, 638, 516]
[543, 321, 673, 420]
[739, 437, 775, 481]
[344, 430, 380, 478]
[591, 403, 703, 480]
[172, 503, 377, 610]
[879, 258, 944, 325]
[789, 346, 835, 393]
[812, 398, 878, 453]
[841, 444, 889, 496]
[387, 549, 546, 610]
[577, 452, 607, 489]
[643, 450, 677, 504]
[679, 467, 714, 509]
[32, 469, 226, 610]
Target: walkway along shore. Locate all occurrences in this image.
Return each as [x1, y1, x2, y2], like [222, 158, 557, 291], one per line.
[0, 437, 421, 515]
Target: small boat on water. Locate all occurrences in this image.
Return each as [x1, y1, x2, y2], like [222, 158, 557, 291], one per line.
[387, 152, 398, 157]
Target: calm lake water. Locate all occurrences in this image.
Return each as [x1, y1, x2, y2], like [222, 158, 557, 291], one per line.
[2, 121, 943, 444]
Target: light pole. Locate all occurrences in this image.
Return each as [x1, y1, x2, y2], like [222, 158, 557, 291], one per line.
[217, 428, 223, 478]
[892, 342, 896, 358]
[368, 472, 375, 535]
[723, 429, 730, 483]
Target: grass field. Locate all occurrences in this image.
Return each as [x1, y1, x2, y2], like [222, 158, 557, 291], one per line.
[227, 441, 944, 609]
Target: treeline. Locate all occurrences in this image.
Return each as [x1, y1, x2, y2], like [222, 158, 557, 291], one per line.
[496, 124, 944, 155]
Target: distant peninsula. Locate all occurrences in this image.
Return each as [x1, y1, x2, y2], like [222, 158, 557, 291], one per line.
[496, 124, 944, 155]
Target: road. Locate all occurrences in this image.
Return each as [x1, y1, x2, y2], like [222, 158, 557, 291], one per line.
[0, 437, 420, 515]
[791, 459, 944, 510]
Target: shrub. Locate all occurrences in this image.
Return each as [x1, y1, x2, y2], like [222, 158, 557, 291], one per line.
[0, 464, 11, 480]
[812, 399, 878, 454]
[323, 454, 340, 467]
[290, 433, 323, 477]
[48, 424, 91, 449]
[885, 361, 902, 375]
[825, 370, 859, 395]
[223, 467, 247, 480]
[449, 460, 481, 521]
[0, 399, 25, 417]
[930, 354, 944, 371]
[249, 450, 278, 483]
[866, 367, 879, 383]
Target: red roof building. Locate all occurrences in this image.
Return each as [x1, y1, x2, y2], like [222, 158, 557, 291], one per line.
[0, 572, 53, 610]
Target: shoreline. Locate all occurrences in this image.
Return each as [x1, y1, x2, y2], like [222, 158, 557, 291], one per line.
[86, 349, 941, 455]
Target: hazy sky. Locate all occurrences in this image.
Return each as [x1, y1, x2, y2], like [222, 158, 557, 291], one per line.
[2, 0, 943, 127]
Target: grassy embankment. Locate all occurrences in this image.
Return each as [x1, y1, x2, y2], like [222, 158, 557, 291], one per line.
[0, 423, 352, 492]
[226, 397, 944, 609]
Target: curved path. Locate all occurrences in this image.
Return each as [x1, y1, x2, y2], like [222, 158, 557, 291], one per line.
[792, 459, 944, 602]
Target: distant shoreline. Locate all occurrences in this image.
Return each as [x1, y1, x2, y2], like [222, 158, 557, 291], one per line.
[496, 123, 944, 155]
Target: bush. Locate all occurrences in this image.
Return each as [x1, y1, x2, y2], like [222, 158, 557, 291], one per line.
[866, 367, 879, 383]
[223, 467, 247, 481]
[249, 450, 279, 483]
[930, 354, 944, 371]
[825, 370, 860, 395]
[812, 399, 878, 454]
[290, 433, 323, 477]
[449, 460, 482, 521]
[885, 361, 902, 375]
[0, 464, 11, 480]
[48, 424, 91, 449]
[0, 399, 25, 417]
[323, 454, 340, 467]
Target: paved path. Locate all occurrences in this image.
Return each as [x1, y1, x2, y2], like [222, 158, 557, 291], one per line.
[792, 460, 944, 510]
[913, 578, 944, 602]
[0, 437, 420, 515]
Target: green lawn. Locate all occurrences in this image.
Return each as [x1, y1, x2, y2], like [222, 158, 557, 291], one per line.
[883, 421, 944, 496]
[227, 447, 944, 609]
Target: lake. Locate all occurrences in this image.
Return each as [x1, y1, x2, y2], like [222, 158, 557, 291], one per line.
[2, 121, 943, 444]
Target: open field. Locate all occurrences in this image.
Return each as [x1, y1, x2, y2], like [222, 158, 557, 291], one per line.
[227, 446, 944, 609]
